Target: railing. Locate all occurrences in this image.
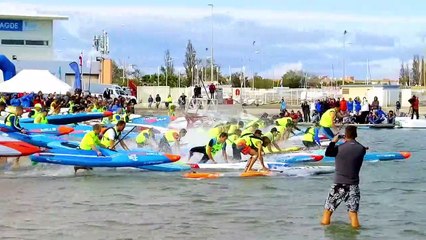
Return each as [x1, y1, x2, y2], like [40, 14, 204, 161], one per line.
[185, 98, 218, 114]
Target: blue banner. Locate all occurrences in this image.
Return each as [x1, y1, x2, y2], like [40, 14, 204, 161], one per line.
[69, 62, 82, 90]
[0, 20, 23, 31]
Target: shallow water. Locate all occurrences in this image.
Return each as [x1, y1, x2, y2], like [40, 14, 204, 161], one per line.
[0, 128, 425, 240]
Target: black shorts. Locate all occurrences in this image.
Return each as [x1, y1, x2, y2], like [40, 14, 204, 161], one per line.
[302, 141, 318, 148]
[324, 184, 360, 212]
[189, 146, 210, 163]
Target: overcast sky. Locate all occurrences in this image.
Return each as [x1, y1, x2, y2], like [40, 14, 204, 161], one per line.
[2, 0, 426, 80]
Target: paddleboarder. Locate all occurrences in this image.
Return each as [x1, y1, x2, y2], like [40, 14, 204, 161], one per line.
[101, 120, 129, 150]
[188, 132, 229, 164]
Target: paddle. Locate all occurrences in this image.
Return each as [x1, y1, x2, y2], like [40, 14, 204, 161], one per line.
[111, 126, 136, 149]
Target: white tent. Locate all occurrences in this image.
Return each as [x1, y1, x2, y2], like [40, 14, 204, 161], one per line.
[0, 69, 72, 94]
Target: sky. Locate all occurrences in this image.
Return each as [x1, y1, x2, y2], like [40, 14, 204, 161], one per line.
[2, 0, 426, 80]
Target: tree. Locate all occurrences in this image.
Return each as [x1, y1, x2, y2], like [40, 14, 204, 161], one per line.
[183, 40, 200, 86]
[412, 55, 420, 86]
[161, 49, 175, 78]
[399, 63, 405, 85]
[281, 70, 303, 88]
[111, 60, 124, 86]
[405, 63, 411, 86]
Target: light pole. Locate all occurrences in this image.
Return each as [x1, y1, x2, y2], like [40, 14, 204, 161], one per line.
[342, 30, 347, 86]
[208, 3, 214, 83]
[165, 57, 173, 87]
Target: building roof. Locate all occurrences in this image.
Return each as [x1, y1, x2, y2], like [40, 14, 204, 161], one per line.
[0, 13, 68, 21]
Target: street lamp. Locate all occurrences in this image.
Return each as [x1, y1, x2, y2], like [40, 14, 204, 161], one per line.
[208, 3, 214, 83]
[342, 30, 347, 86]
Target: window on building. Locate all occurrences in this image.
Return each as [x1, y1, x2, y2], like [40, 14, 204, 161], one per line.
[1, 39, 24, 45]
[25, 40, 49, 46]
[1, 39, 49, 46]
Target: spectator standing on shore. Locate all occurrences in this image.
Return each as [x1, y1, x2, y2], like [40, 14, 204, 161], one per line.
[371, 96, 380, 110]
[194, 85, 201, 98]
[347, 98, 354, 114]
[409, 95, 419, 119]
[155, 94, 161, 109]
[209, 83, 216, 99]
[339, 97, 347, 114]
[354, 97, 361, 115]
[395, 100, 401, 116]
[178, 93, 187, 109]
[148, 95, 153, 108]
[301, 101, 310, 122]
[165, 94, 172, 108]
[280, 98, 287, 114]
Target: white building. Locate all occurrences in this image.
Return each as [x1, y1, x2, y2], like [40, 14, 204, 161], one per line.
[0, 13, 67, 61]
[0, 13, 103, 87]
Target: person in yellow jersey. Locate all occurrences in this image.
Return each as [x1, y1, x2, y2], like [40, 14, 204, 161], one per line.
[158, 128, 187, 153]
[31, 103, 43, 119]
[241, 123, 259, 137]
[165, 94, 173, 109]
[101, 120, 129, 150]
[227, 129, 242, 161]
[136, 128, 156, 147]
[236, 130, 270, 172]
[169, 104, 176, 117]
[5, 106, 26, 133]
[188, 132, 229, 163]
[228, 121, 244, 135]
[302, 123, 321, 149]
[208, 124, 224, 138]
[79, 124, 106, 154]
[34, 109, 48, 124]
[263, 127, 282, 153]
[76, 124, 107, 173]
[102, 114, 113, 125]
[319, 105, 340, 140]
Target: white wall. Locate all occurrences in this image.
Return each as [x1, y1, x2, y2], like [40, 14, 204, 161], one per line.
[0, 19, 54, 60]
[401, 89, 412, 107]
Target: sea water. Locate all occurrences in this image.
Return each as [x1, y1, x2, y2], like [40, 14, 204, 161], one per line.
[0, 129, 425, 240]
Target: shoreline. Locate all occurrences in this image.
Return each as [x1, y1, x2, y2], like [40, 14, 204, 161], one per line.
[134, 103, 422, 117]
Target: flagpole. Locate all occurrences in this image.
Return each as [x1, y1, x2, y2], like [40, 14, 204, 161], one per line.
[79, 51, 84, 91]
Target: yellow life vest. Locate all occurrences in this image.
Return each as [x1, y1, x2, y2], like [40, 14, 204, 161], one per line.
[276, 117, 292, 127]
[264, 132, 275, 143]
[302, 127, 316, 142]
[136, 129, 151, 144]
[227, 133, 239, 144]
[101, 127, 121, 147]
[167, 96, 172, 103]
[319, 109, 335, 128]
[228, 124, 238, 134]
[241, 127, 255, 137]
[206, 137, 225, 156]
[208, 127, 222, 138]
[238, 135, 263, 148]
[34, 115, 48, 124]
[165, 130, 178, 143]
[5, 113, 18, 127]
[31, 109, 41, 119]
[80, 131, 101, 150]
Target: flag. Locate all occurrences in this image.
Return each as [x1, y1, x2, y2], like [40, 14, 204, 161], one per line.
[69, 61, 82, 90]
[79, 52, 83, 66]
[344, 30, 347, 35]
[58, 66, 62, 80]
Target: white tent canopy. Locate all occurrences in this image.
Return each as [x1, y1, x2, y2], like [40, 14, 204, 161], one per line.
[0, 69, 72, 94]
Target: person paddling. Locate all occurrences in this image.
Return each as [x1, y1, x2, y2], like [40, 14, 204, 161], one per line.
[76, 124, 107, 173]
[101, 120, 129, 150]
[319, 104, 340, 140]
[321, 126, 366, 228]
[188, 132, 228, 164]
